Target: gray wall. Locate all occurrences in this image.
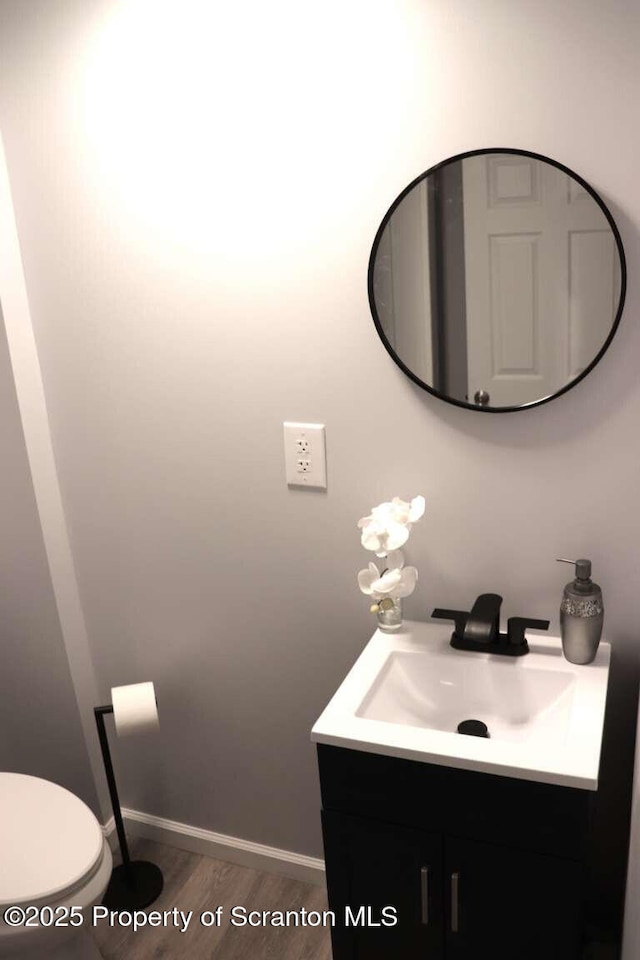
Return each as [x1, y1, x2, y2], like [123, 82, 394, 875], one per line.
[0, 0, 639, 930]
[0, 313, 98, 811]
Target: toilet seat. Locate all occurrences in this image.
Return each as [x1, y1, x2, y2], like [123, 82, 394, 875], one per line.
[0, 773, 105, 909]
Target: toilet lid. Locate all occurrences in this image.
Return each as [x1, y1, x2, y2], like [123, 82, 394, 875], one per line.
[0, 773, 104, 907]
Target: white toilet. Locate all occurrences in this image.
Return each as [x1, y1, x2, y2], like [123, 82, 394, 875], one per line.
[0, 773, 112, 960]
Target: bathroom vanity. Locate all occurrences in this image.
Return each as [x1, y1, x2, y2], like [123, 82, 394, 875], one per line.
[312, 621, 611, 960]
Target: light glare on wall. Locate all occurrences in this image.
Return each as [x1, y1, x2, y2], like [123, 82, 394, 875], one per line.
[80, 0, 409, 267]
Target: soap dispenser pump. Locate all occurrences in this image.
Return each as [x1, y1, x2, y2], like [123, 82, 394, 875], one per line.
[556, 558, 604, 664]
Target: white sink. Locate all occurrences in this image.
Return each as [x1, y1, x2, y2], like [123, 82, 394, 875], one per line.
[312, 620, 610, 789]
[357, 648, 576, 744]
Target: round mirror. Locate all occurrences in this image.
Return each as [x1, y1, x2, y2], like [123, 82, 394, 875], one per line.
[368, 148, 626, 412]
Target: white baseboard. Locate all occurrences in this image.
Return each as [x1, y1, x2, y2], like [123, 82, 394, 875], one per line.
[102, 808, 325, 887]
[101, 815, 117, 851]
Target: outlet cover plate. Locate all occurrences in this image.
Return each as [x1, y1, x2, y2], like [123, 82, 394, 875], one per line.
[284, 422, 326, 489]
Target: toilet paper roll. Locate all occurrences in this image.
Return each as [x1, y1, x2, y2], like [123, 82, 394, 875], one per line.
[111, 681, 159, 737]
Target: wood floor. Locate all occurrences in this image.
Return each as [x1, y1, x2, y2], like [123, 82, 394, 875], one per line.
[92, 838, 333, 960]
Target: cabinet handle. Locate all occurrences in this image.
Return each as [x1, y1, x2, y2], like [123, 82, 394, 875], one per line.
[451, 871, 460, 933]
[420, 866, 429, 925]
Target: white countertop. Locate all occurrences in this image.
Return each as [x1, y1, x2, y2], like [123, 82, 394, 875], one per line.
[311, 619, 611, 790]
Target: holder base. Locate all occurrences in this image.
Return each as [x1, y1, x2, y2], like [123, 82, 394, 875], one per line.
[101, 861, 164, 911]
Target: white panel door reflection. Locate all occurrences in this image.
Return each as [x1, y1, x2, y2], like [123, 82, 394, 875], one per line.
[463, 154, 620, 407]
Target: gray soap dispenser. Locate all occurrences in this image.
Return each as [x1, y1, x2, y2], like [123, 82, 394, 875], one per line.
[556, 558, 604, 664]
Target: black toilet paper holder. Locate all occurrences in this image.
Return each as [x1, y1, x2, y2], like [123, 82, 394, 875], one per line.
[94, 702, 164, 911]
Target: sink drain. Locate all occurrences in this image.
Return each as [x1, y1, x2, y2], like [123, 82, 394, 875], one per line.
[457, 719, 490, 738]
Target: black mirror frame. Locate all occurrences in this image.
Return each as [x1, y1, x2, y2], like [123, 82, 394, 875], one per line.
[367, 147, 627, 413]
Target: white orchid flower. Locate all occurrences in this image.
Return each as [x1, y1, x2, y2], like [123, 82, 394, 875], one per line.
[357, 550, 418, 602]
[357, 495, 425, 556]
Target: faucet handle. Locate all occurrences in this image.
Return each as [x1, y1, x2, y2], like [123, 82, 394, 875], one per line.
[507, 616, 550, 648]
[431, 608, 469, 639]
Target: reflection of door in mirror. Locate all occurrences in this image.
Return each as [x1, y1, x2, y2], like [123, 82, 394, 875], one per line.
[461, 154, 620, 406]
[368, 149, 626, 412]
[372, 182, 433, 385]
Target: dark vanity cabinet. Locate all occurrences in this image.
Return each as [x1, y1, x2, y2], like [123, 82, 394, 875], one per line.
[318, 745, 593, 960]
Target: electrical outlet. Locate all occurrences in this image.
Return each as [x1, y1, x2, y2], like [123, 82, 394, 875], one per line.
[284, 422, 327, 489]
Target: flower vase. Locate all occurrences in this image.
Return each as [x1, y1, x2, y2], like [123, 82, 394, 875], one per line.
[377, 597, 402, 632]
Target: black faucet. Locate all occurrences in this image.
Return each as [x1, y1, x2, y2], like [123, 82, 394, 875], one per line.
[462, 593, 502, 645]
[431, 594, 550, 657]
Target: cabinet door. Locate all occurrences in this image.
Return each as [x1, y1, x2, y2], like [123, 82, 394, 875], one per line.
[444, 836, 584, 960]
[322, 810, 444, 960]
